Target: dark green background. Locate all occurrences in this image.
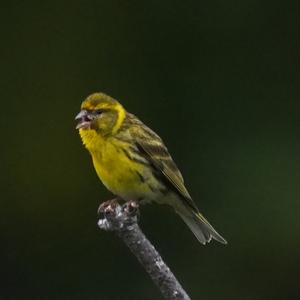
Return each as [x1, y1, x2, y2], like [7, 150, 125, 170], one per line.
[1, 1, 299, 299]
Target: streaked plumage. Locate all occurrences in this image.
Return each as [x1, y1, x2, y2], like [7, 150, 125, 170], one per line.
[76, 92, 227, 245]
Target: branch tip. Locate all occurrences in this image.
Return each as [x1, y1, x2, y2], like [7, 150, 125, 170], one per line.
[97, 200, 191, 300]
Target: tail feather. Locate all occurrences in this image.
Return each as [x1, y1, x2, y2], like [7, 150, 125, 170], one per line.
[179, 210, 227, 245]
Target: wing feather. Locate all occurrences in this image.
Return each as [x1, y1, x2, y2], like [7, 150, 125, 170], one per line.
[126, 115, 198, 212]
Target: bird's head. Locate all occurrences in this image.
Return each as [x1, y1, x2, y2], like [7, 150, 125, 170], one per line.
[75, 93, 126, 136]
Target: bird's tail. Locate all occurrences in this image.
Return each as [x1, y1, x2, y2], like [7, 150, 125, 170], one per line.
[178, 207, 227, 245]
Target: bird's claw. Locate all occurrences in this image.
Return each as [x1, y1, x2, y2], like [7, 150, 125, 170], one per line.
[97, 198, 119, 215]
[123, 200, 139, 216]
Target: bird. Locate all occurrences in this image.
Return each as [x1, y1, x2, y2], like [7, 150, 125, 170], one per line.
[75, 92, 227, 245]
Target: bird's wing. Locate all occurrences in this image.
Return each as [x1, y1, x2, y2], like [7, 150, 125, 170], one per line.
[129, 122, 199, 212]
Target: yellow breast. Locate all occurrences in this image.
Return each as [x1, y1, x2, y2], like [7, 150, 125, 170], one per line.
[79, 128, 150, 200]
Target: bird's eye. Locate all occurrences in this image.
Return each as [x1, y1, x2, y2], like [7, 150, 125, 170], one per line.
[95, 109, 103, 115]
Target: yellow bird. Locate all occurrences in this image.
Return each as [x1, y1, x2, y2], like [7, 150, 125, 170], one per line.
[76, 92, 226, 245]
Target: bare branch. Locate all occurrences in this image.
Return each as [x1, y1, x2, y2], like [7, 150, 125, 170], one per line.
[98, 201, 191, 300]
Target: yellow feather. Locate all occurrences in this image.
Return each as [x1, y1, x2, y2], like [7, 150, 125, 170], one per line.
[79, 128, 151, 199]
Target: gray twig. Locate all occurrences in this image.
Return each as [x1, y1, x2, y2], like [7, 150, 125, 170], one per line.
[97, 202, 191, 300]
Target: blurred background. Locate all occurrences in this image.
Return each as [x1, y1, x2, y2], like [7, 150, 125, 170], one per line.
[1, 1, 299, 299]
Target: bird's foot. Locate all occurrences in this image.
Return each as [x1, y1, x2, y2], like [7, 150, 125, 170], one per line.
[97, 198, 120, 215]
[124, 200, 139, 216]
[97, 199, 139, 231]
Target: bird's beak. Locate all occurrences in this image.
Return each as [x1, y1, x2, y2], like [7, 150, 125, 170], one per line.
[75, 110, 91, 129]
